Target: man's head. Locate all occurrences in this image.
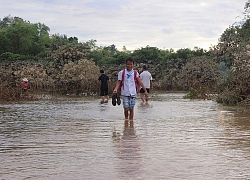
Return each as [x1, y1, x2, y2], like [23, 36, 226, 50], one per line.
[100, 69, 104, 73]
[142, 64, 147, 70]
[125, 57, 134, 71]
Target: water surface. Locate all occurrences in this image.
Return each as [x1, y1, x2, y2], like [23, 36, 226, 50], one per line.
[1, 93, 250, 179]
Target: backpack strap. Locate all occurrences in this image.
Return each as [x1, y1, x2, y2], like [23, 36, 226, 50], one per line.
[133, 70, 137, 81]
[119, 69, 126, 91]
[134, 70, 140, 93]
[122, 69, 125, 88]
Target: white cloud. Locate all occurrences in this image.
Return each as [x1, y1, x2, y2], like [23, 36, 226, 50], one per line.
[0, 0, 247, 50]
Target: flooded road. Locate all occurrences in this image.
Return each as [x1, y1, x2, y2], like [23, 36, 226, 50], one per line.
[1, 93, 250, 179]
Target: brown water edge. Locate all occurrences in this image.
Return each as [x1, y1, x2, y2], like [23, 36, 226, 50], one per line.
[1, 93, 250, 179]
[0, 89, 100, 104]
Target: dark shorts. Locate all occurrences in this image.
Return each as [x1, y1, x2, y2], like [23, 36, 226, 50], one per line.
[140, 88, 150, 93]
[100, 87, 108, 96]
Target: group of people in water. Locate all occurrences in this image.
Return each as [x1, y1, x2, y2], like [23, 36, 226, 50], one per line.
[98, 57, 153, 121]
[22, 57, 152, 121]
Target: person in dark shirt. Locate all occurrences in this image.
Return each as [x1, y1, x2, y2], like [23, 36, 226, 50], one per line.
[98, 69, 110, 103]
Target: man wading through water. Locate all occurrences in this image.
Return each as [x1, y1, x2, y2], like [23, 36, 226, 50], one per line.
[98, 69, 110, 103]
[113, 57, 148, 121]
[139, 64, 153, 102]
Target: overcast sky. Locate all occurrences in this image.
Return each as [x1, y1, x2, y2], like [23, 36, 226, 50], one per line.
[0, 0, 247, 51]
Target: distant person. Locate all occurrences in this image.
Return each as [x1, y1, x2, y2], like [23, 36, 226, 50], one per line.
[22, 78, 29, 92]
[113, 57, 148, 121]
[139, 64, 153, 102]
[98, 69, 110, 103]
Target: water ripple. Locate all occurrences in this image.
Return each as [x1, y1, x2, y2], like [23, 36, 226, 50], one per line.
[1, 93, 250, 179]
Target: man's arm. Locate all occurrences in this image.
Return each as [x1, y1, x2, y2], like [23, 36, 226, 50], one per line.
[97, 76, 101, 85]
[150, 80, 153, 90]
[113, 80, 121, 93]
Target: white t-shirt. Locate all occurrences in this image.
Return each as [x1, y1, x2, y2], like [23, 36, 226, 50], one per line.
[118, 69, 139, 96]
[140, 70, 152, 89]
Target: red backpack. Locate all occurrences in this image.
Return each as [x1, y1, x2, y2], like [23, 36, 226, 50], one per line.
[118, 69, 140, 93]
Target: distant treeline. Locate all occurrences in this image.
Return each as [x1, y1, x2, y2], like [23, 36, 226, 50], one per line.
[1, 1, 250, 107]
[0, 15, 208, 65]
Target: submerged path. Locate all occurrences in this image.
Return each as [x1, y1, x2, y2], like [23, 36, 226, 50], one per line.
[1, 93, 250, 179]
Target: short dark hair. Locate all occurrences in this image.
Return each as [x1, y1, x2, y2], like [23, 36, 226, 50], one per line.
[126, 57, 135, 64]
[142, 64, 147, 70]
[100, 69, 104, 73]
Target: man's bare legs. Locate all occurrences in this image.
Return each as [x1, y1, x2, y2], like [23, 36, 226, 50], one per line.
[124, 118, 134, 127]
[140, 93, 145, 102]
[124, 108, 134, 120]
[124, 108, 129, 119]
[129, 109, 134, 120]
[101, 95, 109, 103]
[145, 94, 149, 102]
[105, 95, 109, 102]
[140, 93, 149, 102]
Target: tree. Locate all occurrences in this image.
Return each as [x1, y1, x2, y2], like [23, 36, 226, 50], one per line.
[179, 57, 219, 99]
[0, 15, 24, 29]
[68, 37, 78, 43]
[85, 39, 97, 49]
[50, 33, 69, 51]
[88, 44, 123, 66]
[132, 46, 163, 64]
[213, 1, 250, 105]
[5, 20, 38, 55]
[0, 28, 10, 54]
[0, 16, 51, 57]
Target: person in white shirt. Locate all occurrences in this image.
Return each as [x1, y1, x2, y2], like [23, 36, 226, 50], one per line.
[139, 64, 153, 102]
[113, 57, 148, 121]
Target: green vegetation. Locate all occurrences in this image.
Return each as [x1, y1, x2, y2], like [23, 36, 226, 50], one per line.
[1, 1, 250, 107]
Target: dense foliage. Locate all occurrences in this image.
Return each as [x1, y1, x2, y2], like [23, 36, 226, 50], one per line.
[211, 1, 250, 106]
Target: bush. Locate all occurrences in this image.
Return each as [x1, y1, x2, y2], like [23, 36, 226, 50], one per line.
[0, 52, 21, 62]
[56, 59, 99, 94]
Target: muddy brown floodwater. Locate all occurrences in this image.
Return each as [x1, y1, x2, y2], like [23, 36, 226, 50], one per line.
[1, 93, 250, 179]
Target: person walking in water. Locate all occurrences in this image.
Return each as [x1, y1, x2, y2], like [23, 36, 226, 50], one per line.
[98, 69, 110, 103]
[139, 64, 153, 102]
[113, 57, 148, 121]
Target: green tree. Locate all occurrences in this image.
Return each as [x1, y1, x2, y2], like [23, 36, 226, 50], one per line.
[68, 37, 78, 43]
[0, 15, 24, 29]
[50, 33, 69, 51]
[5, 20, 38, 54]
[88, 44, 122, 66]
[35, 22, 51, 56]
[85, 39, 97, 49]
[0, 16, 51, 57]
[0, 28, 10, 54]
[132, 46, 163, 64]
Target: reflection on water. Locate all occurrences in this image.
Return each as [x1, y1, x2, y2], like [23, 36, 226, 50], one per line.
[1, 93, 250, 179]
[218, 110, 250, 152]
[113, 120, 141, 180]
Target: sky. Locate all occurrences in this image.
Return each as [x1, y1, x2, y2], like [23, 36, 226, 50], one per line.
[0, 0, 248, 51]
